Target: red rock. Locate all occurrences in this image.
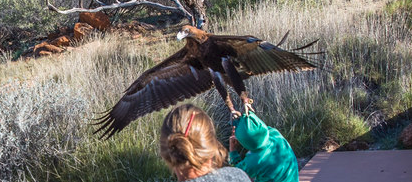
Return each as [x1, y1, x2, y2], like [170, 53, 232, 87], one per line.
[74, 23, 94, 40]
[38, 50, 52, 56]
[33, 41, 63, 57]
[50, 35, 71, 47]
[399, 123, 412, 148]
[44, 43, 63, 53]
[79, 12, 110, 31]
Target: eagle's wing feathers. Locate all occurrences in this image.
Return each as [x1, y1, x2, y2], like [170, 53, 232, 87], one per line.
[123, 48, 189, 94]
[93, 26, 321, 139]
[94, 53, 213, 139]
[211, 35, 317, 76]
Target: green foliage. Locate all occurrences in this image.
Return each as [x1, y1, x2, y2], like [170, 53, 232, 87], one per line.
[385, 0, 412, 28]
[402, 87, 412, 109]
[262, 94, 371, 157]
[386, 0, 412, 13]
[374, 124, 405, 149]
[0, 0, 75, 35]
[207, 0, 258, 18]
[321, 100, 371, 144]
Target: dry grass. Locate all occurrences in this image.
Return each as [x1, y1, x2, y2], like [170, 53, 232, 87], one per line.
[205, 0, 412, 145]
[0, 0, 412, 181]
[0, 32, 182, 181]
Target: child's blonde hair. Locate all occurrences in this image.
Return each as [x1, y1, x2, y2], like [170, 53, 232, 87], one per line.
[160, 104, 227, 171]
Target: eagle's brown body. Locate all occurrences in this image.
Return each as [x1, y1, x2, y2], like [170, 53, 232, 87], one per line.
[94, 25, 319, 139]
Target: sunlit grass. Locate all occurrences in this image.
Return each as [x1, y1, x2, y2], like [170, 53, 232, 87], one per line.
[1, 0, 412, 181]
[205, 0, 412, 156]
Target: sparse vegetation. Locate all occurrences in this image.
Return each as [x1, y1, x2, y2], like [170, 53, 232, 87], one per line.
[1, 0, 412, 181]
[0, 0, 76, 34]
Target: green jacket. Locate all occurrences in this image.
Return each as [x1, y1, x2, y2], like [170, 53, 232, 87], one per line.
[229, 112, 298, 182]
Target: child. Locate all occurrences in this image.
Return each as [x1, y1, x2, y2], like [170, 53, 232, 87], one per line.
[229, 111, 299, 182]
[160, 104, 251, 182]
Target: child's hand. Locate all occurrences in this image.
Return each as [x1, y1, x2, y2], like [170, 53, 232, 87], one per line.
[229, 135, 238, 152]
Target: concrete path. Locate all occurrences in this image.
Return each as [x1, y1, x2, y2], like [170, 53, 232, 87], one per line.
[299, 150, 412, 182]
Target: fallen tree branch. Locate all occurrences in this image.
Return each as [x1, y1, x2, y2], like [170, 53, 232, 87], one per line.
[46, 0, 195, 26]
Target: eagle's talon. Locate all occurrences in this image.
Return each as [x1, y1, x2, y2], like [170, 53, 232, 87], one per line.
[244, 103, 255, 116]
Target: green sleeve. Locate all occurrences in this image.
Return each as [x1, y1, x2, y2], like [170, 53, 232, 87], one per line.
[235, 111, 269, 151]
[229, 151, 257, 179]
[232, 112, 299, 182]
[229, 151, 241, 165]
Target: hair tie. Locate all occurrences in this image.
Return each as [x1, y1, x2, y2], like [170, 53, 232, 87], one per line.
[184, 112, 196, 137]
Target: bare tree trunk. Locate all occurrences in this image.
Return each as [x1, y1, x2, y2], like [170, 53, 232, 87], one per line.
[184, 0, 208, 30]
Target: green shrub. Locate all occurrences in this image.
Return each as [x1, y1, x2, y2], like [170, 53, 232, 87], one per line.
[0, 0, 76, 35]
[321, 100, 371, 144]
[207, 0, 258, 18]
[266, 95, 371, 157]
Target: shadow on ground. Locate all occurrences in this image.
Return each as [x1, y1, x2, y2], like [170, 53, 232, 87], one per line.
[340, 107, 412, 151]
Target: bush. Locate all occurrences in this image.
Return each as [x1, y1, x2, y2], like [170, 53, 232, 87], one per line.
[207, 0, 257, 17]
[0, 79, 88, 181]
[0, 0, 77, 36]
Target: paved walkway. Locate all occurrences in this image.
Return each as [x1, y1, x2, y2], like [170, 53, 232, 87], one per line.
[299, 150, 412, 182]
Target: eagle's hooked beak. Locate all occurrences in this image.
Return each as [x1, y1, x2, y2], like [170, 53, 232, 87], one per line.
[177, 31, 188, 41]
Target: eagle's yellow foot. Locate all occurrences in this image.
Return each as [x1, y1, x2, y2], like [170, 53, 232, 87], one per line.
[244, 98, 255, 116]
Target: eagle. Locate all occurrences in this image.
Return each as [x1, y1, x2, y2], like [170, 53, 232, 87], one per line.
[94, 25, 320, 139]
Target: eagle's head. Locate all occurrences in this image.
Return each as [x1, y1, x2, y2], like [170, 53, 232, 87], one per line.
[177, 25, 208, 43]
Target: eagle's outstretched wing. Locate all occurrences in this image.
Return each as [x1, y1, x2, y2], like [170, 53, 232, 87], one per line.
[210, 34, 319, 77]
[93, 48, 213, 139]
[94, 26, 322, 139]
